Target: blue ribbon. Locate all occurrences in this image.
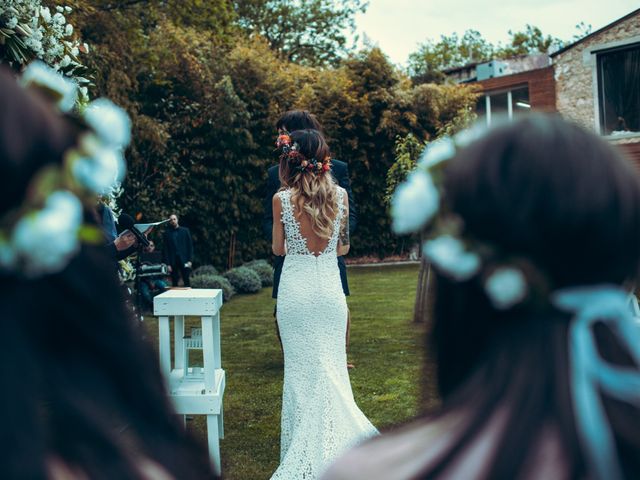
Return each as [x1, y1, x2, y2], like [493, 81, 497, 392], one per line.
[552, 285, 640, 480]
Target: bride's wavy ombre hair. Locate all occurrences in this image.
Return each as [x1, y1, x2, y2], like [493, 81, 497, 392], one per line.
[279, 129, 338, 240]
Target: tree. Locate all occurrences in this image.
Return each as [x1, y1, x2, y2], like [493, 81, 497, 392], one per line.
[496, 24, 563, 58]
[408, 30, 493, 84]
[233, 0, 368, 66]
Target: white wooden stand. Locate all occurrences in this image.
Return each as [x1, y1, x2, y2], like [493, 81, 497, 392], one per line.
[153, 289, 225, 475]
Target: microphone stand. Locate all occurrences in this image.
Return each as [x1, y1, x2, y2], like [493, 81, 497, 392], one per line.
[133, 241, 145, 321]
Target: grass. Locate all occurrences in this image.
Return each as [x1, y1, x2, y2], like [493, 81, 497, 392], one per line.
[143, 263, 429, 480]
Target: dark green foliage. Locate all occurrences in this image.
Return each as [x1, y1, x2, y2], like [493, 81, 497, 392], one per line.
[190, 273, 235, 301]
[224, 266, 262, 294]
[67, 1, 476, 268]
[243, 259, 273, 287]
[193, 265, 219, 276]
[233, 0, 368, 66]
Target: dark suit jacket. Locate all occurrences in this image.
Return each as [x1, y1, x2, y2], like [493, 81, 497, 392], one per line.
[162, 226, 193, 266]
[263, 159, 357, 298]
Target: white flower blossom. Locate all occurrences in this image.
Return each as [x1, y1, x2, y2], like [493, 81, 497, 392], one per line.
[7, 17, 19, 29]
[64, 23, 73, 36]
[40, 6, 51, 22]
[391, 169, 439, 234]
[83, 99, 132, 148]
[418, 137, 456, 169]
[20, 61, 78, 112]
[423, 235, 481, 281]
[59, 54, 71, 68]
[72, 134, 126, 194]
[12, 190, 83, 276]
[52, 12, 65, 25]
[453, 124, 487, 149]
[65, 6, 72, 13]
[71, 46, 79, 56]
[484, 267, 528, 310]
[56, 6, 64, 13]
[0, 240, 16, 270]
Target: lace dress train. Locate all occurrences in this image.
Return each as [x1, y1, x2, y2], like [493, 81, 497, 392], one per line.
[271, 188, 378, 480]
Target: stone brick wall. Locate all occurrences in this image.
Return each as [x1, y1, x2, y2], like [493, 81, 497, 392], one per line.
[553, 10, 640, 133]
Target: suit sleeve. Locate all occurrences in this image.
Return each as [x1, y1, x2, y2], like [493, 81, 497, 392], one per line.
[262, 167, 280, 241]
[336, 162, 357, 235]
[186, 228, 193, 262]
[162, 232, 169, 264]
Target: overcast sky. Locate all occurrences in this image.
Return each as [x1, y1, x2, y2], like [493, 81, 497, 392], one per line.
[353, 0, 639, 66]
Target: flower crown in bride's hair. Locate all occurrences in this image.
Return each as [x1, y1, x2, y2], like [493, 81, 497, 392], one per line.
[0, 61, 131, 278]
[276, 130, 331, 175]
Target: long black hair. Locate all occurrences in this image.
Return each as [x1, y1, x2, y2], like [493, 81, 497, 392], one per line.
[0, 68, 215, 479]
[423, 114, 640, 478]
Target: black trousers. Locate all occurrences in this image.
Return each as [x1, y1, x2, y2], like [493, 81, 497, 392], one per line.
[171, 261, 191, 287]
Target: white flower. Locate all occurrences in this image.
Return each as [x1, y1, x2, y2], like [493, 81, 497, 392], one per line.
[453, 124, 486, 149]
[12, 190, 83, 276]
[59, 54, 71, 68]
[52, 12, 65, 25]
[65, 6, 73, 13]
[72, 134, 126, 194]
[0, 239, 16, 269]
[65, 23, 73, 36]
[20, 61, 78, 112]
[418, 137, 456, 169]
[40, 6, 51, 23]
[71, 46, 79, 56]
[391, 169, 439, 234]
[423, 235, 481, 281]
[484, 267, 528, 310]
[7, 17, 19, 29]
[56, 6, 64, 13]
[83, 99, 132, 148]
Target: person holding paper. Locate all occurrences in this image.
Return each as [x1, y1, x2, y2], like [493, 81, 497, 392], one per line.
[162, 213, 194, 287]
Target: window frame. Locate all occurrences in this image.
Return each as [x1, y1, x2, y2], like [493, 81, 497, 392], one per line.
[590, 37, 640, 139]
[478, 83, 530, 126]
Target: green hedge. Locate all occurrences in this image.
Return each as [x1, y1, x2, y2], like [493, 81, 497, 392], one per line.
[243, 260, 273, 287]
[224, 266, 262, 294]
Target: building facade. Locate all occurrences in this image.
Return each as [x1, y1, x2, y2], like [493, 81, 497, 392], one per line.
[551, 8, 640, 166]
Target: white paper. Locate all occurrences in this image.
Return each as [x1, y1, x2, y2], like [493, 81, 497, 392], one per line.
[134, 219, 170, 234]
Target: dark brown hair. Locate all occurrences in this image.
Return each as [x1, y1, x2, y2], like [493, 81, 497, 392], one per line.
[0, 68, 215, 479]
[276, 109, 323, 133]
[424, 114, 640, 478]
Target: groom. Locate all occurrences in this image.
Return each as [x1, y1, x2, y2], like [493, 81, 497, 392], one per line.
[262, 110, 358, 352]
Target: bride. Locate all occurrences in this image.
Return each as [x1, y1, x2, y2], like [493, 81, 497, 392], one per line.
[270, 129, 378, 479]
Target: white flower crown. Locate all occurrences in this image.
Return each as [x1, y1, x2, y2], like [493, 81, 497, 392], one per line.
[390, 125, 529, 310]
[0, 61, 131, 278]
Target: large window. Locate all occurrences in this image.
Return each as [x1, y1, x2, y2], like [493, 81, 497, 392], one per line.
[476, 86, 530, 125]
[598, 43, 640, 136]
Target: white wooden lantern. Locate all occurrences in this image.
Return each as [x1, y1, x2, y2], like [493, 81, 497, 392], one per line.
[153, 289, 225, 475]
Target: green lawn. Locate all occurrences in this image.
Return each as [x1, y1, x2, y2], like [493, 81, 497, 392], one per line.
[144, 263, 430, 480]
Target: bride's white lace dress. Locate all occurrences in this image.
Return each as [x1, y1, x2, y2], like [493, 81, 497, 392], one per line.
[271, 188, 378, 480]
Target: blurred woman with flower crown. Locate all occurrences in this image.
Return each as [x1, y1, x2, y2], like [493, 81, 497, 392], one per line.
[323, 114, 640, 479]
[270, 129, 377, 479]
[0, 66, 216, 479]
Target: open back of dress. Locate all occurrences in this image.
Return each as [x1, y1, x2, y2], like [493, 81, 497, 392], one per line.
[271, 187, 378, 479]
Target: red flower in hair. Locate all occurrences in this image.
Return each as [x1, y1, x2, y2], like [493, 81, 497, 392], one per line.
[276, 134, 291, 148]
[322, 163, 330, 172]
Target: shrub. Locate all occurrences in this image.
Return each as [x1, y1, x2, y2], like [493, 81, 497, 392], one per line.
[224, 266, 262, 294]
[193, 264, 219, 276]
[190, 273, 235, 301]
[243, 259, 274, 287]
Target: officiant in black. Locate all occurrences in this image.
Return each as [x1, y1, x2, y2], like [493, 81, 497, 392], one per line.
[162, 213, 194, 287]
[262, 110, 358, 356]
